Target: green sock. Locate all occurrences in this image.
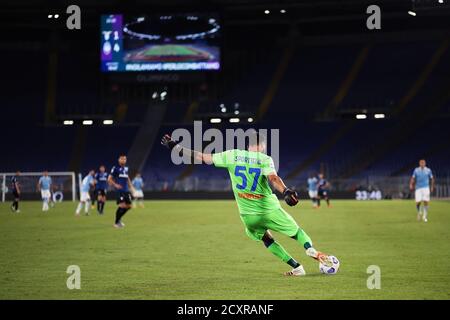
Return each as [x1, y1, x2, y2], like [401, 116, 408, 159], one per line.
[267, 241, 293, 263]
[293, 228, 313, 249]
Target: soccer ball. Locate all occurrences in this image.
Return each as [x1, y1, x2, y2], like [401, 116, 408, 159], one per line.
[319, 255, 340, 275]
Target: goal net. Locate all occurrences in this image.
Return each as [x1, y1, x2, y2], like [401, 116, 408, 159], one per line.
[1, 172, 77, 202]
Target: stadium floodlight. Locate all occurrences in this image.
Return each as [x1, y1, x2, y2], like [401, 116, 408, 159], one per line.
[229, 118, 240, 123]
[264, 10, 270, 14]
[82, 120, 93, 125]
[374, 113, 385, 119]
[248, 117, 254, 123]
[234, 110, 240, 115]
[152, 92, 158, 99]
[54, 14, 59, 19]
[210, 118, 222, 124]
[221, 107, 227, 113]
[408, 10, 417, 16]
[356, 114, 367, 120]
[160, 91, 167, 98]
[439, 0, 443, 4]
[103, 120, 114, 125]
[63, 120, 74, 125]
[280, 9, 286, 13]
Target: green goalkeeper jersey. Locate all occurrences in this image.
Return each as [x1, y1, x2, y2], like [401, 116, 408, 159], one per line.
[212, 149, 281, 215]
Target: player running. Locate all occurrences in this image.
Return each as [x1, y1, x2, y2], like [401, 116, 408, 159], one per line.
[37, 171, 52, 212]
[132, 173, 145, 208]
[410, 159, 435, 222]
[161, 132, 332, 276]
[94, 165, 109, 214]
[10, 171, 21, 213]
[108, 155, 135, 228]
[76, 170, 95, 216]
[317, 173, 331, 208]
[307, 173, 318, 208]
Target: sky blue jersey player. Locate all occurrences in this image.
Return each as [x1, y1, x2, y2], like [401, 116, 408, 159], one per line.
[409, 159, 435, 222]
[76, 170, 95, 216]
[38, 171, 52, 212]
[307, 175, 318, 208]
[94, 165, 109, 214]
[132, 173, 145, 208]
[108, 155, 134, 228]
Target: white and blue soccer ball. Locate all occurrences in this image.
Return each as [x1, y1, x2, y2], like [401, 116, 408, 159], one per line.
[319, 255, 340, 275]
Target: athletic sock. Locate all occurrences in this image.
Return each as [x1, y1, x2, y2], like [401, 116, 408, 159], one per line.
[326, 199, 330, 206]
[266, 241, 295, 266]
[76, 202, 83, 214]
[292, 228, 313, 250]
[416, 203, 421, 213]
[287, 258, 301, 269]
[85, 201, 90, 214]
[100, 201, 105, 213]
[317, 198, 321, 207]
[97, 201, 101, 212]
[15, 201, 19, 211]
[423, 205, 428, 219]
[115, 207, 129, 224]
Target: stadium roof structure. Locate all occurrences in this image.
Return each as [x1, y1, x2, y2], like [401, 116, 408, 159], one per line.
[1, 0, 449, 33]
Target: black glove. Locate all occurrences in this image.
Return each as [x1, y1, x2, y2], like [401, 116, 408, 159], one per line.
[161, 134, 179, 150]
[283, 188, 299, 206]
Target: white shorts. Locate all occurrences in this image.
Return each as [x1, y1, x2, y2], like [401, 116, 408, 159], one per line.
[41, 190, 51, 200]
[133, 190, 144, 199]
[308, 190, 318, 199]
[80, 191, 91, 202]
[415, 187, 430, 202]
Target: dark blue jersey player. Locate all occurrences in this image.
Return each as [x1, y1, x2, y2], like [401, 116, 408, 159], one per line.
[10, 171, 21, 213]
[317, 173, 331, 208]
[94, 165, 109, 214]
[108, 155, 134, 228]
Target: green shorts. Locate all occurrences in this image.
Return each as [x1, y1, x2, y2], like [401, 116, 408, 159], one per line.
[239, 208, 299, 241]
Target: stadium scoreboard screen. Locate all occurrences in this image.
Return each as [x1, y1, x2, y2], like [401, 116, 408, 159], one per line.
[100, 13, 221, 72]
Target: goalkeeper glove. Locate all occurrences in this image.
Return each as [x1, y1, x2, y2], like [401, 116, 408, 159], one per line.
[283, 188, 299, 206]
[161, 134, 179, 150]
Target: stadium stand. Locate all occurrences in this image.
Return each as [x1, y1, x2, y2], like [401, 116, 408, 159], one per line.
[2, 38, 450, 197]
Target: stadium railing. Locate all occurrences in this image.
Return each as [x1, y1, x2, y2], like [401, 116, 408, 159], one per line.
[141, 175, 450, 199]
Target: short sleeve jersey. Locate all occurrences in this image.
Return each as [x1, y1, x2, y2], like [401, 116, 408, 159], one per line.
[212, 149, 281, 215]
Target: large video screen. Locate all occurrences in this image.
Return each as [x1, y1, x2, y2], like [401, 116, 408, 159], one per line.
[100, 13, 221, 72]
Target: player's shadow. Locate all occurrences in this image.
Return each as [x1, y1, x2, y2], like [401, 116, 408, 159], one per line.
[305, 273, 330, 277]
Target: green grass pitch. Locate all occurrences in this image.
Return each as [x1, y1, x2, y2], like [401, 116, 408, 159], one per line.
[0, 200, 449, 300]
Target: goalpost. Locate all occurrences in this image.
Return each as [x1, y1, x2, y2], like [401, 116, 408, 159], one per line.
[1, 172, 77, 202]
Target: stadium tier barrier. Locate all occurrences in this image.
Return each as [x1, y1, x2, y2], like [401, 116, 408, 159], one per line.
[139, 175, 450, 200]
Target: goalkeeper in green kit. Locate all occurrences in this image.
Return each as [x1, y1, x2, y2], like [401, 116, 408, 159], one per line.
[161, 132, 331, 276]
